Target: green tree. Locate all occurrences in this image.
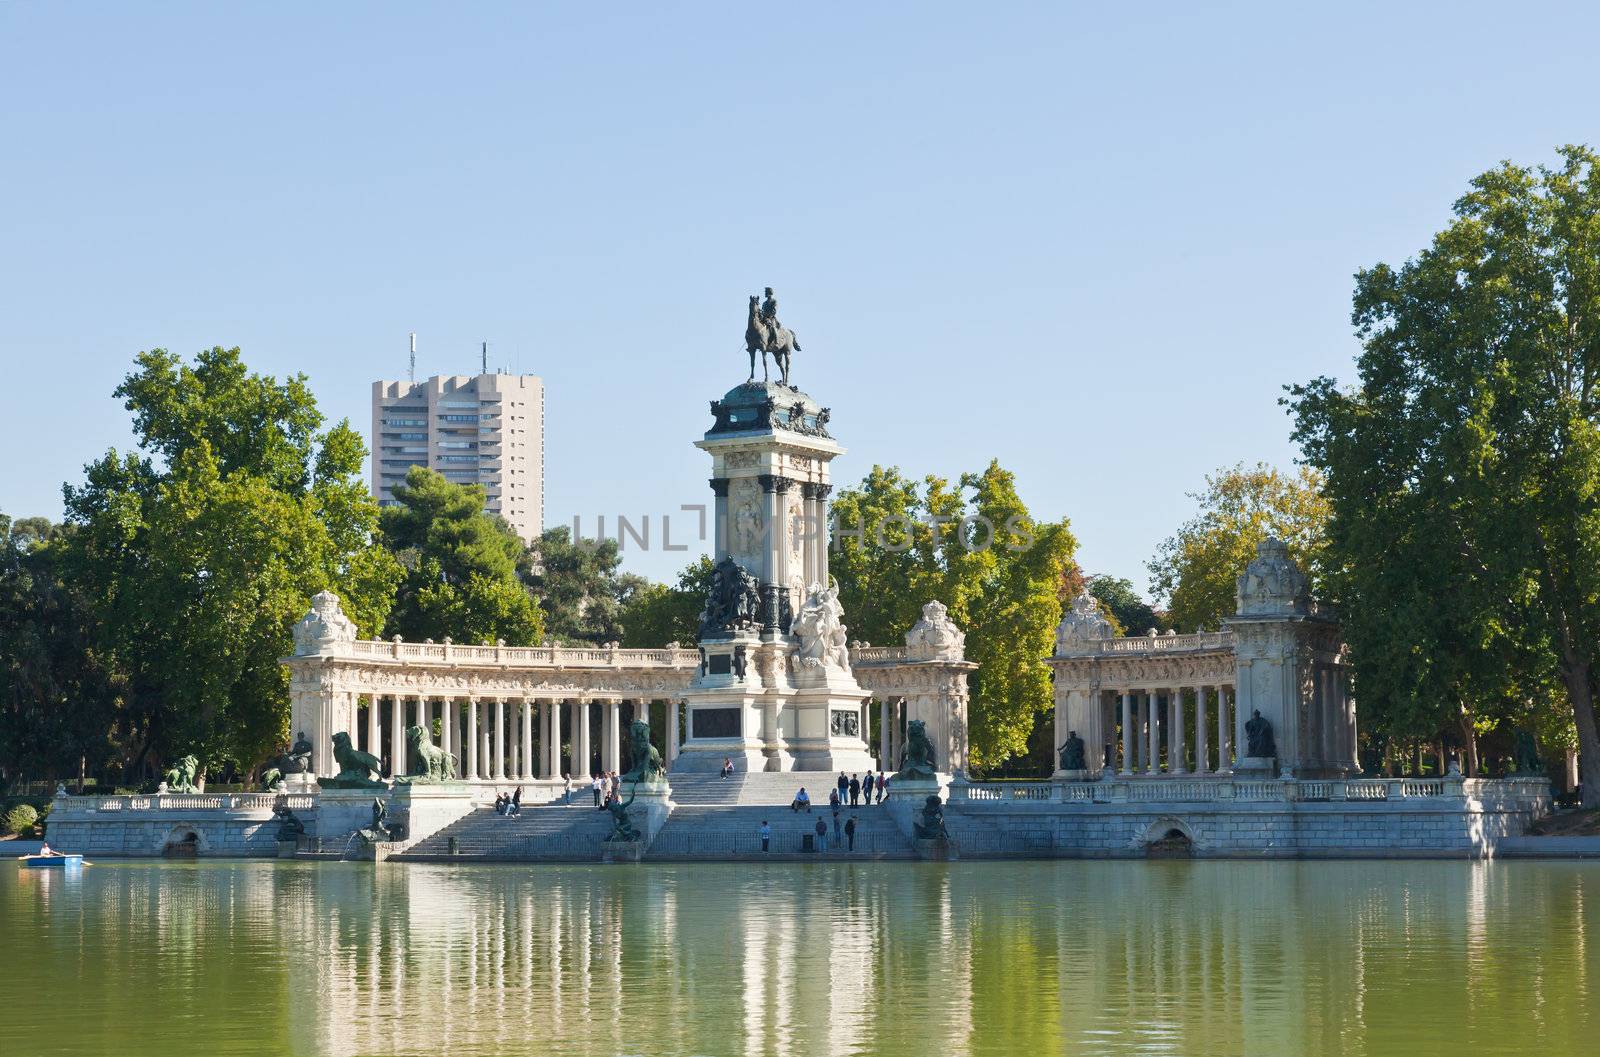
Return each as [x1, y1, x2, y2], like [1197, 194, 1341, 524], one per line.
[1087, 575, 1161, 637]
[1288, 146, 1600, 799]
[618, 556, 715, 648]
[61, 347, 400, 780]
[381, 467, 542, 646]
[1147, 463, 1329, 632]
[0, 516, 119, 788]
[526, 527, 654, 645]
[831, 460, 1077, 770]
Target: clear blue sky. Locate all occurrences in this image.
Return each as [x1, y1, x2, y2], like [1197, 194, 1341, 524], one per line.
[3, 3, 1597, 598]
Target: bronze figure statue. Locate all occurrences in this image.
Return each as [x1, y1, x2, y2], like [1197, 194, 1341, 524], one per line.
[1244, 710, 1277, 758]
[745, 288, 800, 387]
[1058, 730, 1086, 772]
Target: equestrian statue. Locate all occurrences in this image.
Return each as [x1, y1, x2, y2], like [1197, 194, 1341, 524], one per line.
[745, 286, 801, 387]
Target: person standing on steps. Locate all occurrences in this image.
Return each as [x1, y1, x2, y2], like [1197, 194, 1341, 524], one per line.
[760, 820, 771, 853]
[814, 816, 828, 853]
[849, 774, 861, 807]
[837, 771, 849, 806]
[562, 773, 572, 805]
[844, 815, 857, 852]
[591, 773, 604, 808]
[863, 771, 876, 805]
[878, 771, 889, 803]
[831, 795, 843, 845]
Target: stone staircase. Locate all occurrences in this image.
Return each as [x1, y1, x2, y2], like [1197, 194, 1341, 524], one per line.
[393, 799, 615, 862]
[647, 772, 914, 861]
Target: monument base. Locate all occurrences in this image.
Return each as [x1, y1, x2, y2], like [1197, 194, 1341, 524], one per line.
[1234, 756, 1279, 778]
[602, 839, 646, 863]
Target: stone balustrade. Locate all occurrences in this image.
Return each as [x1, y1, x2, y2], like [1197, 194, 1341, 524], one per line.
[1092, 631, 1234, 655]
[55, 793, 316, 815]
[348, 639, 701, 667]
[948, 776, 1551, 805]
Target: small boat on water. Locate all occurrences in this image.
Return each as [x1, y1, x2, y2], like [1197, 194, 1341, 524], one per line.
[19, 853, 85, 869]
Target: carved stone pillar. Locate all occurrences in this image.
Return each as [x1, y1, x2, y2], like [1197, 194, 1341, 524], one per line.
[710, 478, 729, 565]
[1146, 692, 1159, 775]
[1120, 692, 1134, 776]
[466, 699, 480, 780]
[364, 695, 381, 758]
[576, 699, 592, 778]
[1195, 686, 1210, 774]
[1170, 687, 1187, 775]
[493, 698, 506, 780]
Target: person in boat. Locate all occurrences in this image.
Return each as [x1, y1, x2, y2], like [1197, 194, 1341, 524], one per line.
[36, 842, 54, 856]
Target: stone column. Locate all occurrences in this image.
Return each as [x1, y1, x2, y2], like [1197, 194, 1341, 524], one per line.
[1146, 692, 1159, 775]
[466, 699, 480, 780]
[1195, 686, 1210, 774]
[1217, 685, 1232, 774]
[666, 699, 681, 767]
[1171, 688, 1187, 774]
[388, 696, 404, 777]
[524, 700, 537, 773]
[413, 695, 426, 730]
[815, 483, 833, 586]
[493, 698, 506, 780]
[546, 699, 562, 777]
[602, 700, 620, 772]
[364, 695, 380, 758]
[576, 699, 592, 778]
[1120, 692, 1134, 775]
[710, 478, 729, 562]
[480, 705, 491, 779]
[440, 697, 454, 764]
[883, 700, 896, 767]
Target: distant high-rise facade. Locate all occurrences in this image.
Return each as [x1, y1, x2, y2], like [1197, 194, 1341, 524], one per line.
[370, 373, 544, 544]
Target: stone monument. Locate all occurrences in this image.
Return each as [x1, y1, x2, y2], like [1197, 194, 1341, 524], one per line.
[1051, 589, 1113, 779]
[1225, 537, 1357, 778]
[675, 289, 874, 773]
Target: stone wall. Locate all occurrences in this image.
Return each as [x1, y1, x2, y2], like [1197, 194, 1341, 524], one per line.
[943, 781, 1550, 859]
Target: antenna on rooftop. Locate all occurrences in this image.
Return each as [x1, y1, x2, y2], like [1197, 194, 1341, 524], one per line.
[409, 332, 416, 383]
[482, 340, 488, 375]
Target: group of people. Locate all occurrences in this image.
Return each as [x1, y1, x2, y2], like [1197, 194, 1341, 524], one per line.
[494, 788, 522, 817]
[775, 770, 889, 853]
[789, 771, 888, 814]
[591, 771, 625, 809]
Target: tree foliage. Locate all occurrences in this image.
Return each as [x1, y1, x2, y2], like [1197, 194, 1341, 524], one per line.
[1288, 146, 1600, 797]
[381, 467, 542, 647]
[1148, 463, 1329, 632]
[618, 556, 715, 648]
[0, 517, 118, 787]
[830, 461, 1077, 770]
[526, 527, 652, 646]
[1086, 575, 1161, 637]
[60, 347, 400, 778]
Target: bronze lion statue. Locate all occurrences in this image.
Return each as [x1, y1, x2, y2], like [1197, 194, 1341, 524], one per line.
[161, 754, 200, 793]
[620, 719, 664, 786]
[326, 731, 386, 789]
[402, 724, 457, 782]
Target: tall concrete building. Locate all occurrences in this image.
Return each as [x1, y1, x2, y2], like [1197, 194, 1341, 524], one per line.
[371, 372, 544, 544]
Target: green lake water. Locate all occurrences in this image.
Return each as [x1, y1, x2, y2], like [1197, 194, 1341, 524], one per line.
[4, 859, 1598, 1057]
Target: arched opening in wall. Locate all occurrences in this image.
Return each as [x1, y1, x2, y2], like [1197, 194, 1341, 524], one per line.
[162, 830, 201, 858]
[1141, 817, 1195, 858]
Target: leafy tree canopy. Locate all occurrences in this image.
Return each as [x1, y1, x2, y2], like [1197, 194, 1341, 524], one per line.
[1087, 575, 1160, 637]
[60, 347, 400, 777]
[527, 527, 653, 646]
[381, 467, 542, 647]
[1288, 146, 1600, 796]
[619, 556, 715, 648]
[831, 460, 1077, 770]
[1148, 463, 1329, 632]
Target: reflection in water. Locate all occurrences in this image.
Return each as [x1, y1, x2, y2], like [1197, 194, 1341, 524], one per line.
[5, 860, 1598, 1057]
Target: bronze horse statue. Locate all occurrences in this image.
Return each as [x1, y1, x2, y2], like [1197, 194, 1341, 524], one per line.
[746, 295, 800, 386]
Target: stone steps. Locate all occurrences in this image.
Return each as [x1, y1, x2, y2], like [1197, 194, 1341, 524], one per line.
[394, 802, 615, 861]
[646, 803, 913, 861]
